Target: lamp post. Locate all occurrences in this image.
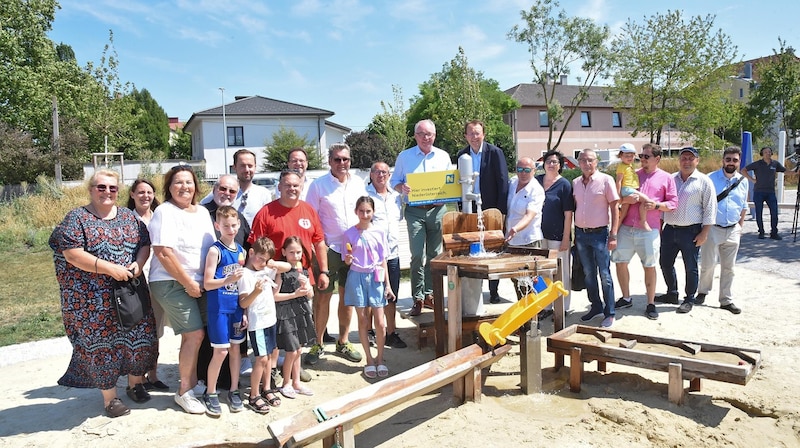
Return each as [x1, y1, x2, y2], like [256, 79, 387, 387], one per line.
[219, 87, 228, 174]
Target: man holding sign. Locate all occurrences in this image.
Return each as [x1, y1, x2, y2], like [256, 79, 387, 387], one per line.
[390, 119, 453, 316]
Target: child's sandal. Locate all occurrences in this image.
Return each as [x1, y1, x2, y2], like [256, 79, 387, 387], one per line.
[247, 396, 270, 414]
[261, 389, 282, 407]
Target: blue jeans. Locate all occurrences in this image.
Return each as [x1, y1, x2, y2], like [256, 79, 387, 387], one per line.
[575, 228, 615, 317]
[660, 224, 701, 301]
[753, 191, 779, 235]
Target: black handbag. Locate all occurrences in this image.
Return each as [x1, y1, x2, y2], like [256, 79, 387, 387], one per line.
[570, 244, 586, 291]
[113, 276, 151, 331]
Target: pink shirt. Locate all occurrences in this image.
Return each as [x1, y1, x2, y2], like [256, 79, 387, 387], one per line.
[621, 168, 678, 230]
[572, 171, 619, 228]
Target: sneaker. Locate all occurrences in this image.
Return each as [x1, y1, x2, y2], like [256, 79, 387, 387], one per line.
[191, 380, 206, 396]
[322, 330, 336, 343]
[299, 368, 312, 382]
[721, 303, 742, 314]
[203, 392, 222, 416]
[645, 304, 658, 320]
[227, 390, 244, 413]
[174, 390, 205, 414]
[654, 292, 679, 304]
[335, 341, 363, 362]
[614, 297, 633, 309]
[695, 293, 706, 305]
[409, 299, 423, 316]
[676, 301, 693, 314]
[600, 316, 614, 328]
[770, 233, 783, 240]
[758, 232, 766, 239]
[240, 357, 253, 377]
[385, 332, 407, 348]
[368, 329, 376, 347]
[305, 344, 323, 365]
[580, 307, 603, 322]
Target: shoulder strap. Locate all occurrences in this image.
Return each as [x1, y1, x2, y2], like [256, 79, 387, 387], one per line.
[716, 176, 745, 202]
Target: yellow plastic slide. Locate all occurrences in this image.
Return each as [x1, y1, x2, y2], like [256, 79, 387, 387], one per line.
[479, 277, 568, 346]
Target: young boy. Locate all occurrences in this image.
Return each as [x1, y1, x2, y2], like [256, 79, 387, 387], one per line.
[237, 237, 291, 413]
[202, 206, 247, 416]
[617, 143, 654, 231]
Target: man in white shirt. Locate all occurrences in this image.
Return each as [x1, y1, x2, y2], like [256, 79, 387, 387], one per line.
[390, 119, 453, 316]
[304, 143, 367, 365]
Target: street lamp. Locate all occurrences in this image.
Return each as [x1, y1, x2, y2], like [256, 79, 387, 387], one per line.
[219, 87, 228, 174]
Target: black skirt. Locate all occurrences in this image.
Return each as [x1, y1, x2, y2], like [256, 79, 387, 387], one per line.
[275, 296, 315, 351]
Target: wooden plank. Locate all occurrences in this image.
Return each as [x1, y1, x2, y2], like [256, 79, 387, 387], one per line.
[448, 265, 464, 400]
[681, 343, 702, 355]
[668, 363, 684, 405]
[520, 327, 542, 394]
[570, 347, 583, 392]
[268, 344, 511, 447]
[443, 230, 505, 252]
[620, 339, 637, 349]
[690, 377, 702, 392]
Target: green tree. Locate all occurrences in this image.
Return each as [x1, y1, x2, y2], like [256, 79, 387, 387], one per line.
[129, 88, 170, 156]
[345, 130, 393, 169]
[262, 127, 322, 172]
[745, 41, 800, 148]
[508, 0, 613, 151]
[369, 84, 410, 157]
[609, 10, 737, 149]
[0, 124, 48, 185]
[406, 47, 518, 165]
[170, 128, 192, 159]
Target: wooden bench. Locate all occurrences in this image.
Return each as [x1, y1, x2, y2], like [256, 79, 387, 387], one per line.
[267, 343, 511, 447]
[547, 325, 762, 404]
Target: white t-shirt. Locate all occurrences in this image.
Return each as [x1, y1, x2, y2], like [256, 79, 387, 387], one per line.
[148, 201, 217, 282]
[237, 267, 278, 331]
[506, 177, 545, 246]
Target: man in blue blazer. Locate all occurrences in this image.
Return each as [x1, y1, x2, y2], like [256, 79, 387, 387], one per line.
[457, 120, 510, 303]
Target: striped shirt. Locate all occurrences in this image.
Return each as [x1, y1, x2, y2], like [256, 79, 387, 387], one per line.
[663, 169, 716, 226]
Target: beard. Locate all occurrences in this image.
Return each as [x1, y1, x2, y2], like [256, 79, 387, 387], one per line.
[724, 165, 737, 174]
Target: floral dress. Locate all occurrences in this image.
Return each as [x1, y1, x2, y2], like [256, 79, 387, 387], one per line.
[49, 206, 157, 390]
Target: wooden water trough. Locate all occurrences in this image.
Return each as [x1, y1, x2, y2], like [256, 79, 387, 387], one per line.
[547, 325, 762, 404]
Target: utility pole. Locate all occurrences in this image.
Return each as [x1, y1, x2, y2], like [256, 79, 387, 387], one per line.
[52, 96, 62, 187]
[220, 87, 228, 174]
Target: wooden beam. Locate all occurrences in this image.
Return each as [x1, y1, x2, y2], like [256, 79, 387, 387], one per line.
[570, 347, 583, 392]
[668, 363, 684, 405]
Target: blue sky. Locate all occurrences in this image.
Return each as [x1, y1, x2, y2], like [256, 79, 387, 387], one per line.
[49, 0, 798, 133]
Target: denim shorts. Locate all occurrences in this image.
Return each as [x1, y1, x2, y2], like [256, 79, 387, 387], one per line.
[343, 270, 386, 308]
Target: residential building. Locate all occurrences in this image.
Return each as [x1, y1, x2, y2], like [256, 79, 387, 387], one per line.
[182, 95, 351, 177]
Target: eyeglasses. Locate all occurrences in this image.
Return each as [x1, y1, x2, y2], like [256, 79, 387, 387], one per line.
[170, 163, 193, 172]
[545, 160, 560, 165]
[639, 154, 653, 159]
[288, 158, 307, 164]
[94, 184, 119, 193]
[516, 167, 533, 173]
[332, 157, 351, 163]
[415, 132, 435, 138]
[217, 186, 238, 194]
[724, 157, 740, 163]
[371, 169, 389, 176]
[578, 158, 596, 163]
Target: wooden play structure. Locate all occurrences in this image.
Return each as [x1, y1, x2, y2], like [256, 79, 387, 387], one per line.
[267, 343, 511, 447]
[547, 325, 762, 404]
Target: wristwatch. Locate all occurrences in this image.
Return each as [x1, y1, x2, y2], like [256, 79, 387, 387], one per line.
[319, 270, 330, 276]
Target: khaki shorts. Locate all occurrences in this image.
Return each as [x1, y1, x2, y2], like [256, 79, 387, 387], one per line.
[314, 248, 349, 293]
[149, 280, 205, 335]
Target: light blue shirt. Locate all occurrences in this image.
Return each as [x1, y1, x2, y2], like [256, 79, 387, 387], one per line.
[390, 145, 453, 193]
[470, 144, 483, 196]
[708, 169, 748, 226]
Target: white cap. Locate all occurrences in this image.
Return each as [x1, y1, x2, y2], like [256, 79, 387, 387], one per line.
[619, 143, 636, 153]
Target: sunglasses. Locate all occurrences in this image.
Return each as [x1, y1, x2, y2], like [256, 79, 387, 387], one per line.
[332, 157, 351, 163]
[371, 169, 389, 176]
[217, 186, 238, 194]
[516, 167, 533, 173]
[170, 163, 193, 172]
[94, 184, 119, 193]
[238, 192, 248, 212]
[724, 157, 740, 163]
[639, 154, 653, 159]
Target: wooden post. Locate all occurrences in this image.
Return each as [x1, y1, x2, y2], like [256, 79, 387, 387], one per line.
[447, 265, 464, 400]
[520, 325, 542, 394]
[465, 365, 482, 402]
[433, 269, 446, 357]
[689, 377, 702, 392]
[668, 362, 684, 405]
[569, 347, 583, 392]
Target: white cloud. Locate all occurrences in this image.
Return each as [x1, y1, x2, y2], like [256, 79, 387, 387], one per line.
[291, 0, 324, 16]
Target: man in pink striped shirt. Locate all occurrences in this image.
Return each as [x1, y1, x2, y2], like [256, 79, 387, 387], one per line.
[572, 149, 620, 328]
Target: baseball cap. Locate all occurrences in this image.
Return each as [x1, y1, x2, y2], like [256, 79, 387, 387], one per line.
[680, 147, 699, 157]
[619, 143, 636, 153]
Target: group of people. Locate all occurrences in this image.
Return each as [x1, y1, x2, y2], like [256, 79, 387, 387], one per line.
[50, 115, 781, 419]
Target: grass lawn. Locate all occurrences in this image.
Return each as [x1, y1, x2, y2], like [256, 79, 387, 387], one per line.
[0, 247, 64, 347]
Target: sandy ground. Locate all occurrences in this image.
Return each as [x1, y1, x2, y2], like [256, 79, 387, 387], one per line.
[1, 207, 799, 448]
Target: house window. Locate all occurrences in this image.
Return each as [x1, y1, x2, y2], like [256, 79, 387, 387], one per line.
[739, 88, 744, 98]
[611, 112, 622, 128]
[227, 127, 244, 146]
[580, 111, 591, 127]
[538, 111, 549, 127]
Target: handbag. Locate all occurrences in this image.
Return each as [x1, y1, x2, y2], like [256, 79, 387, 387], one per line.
[113, 276, 151, 331]
[570, 244, 586, 291]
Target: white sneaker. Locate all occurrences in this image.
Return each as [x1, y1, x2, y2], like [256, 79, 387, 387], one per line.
[191, 380, 206, 396]
[174, 389, 205, 414]
[240, 357, 253, 376]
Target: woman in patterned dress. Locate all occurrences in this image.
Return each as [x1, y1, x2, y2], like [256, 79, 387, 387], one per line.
[50, 169, 157, 418]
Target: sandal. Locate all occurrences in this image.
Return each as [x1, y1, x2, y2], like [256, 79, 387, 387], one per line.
[377, 364, 389, 378]
[105, 397, 130, 418]
[363, 365, 377, 379]
[246, 396, 270, 414]
[261, 389, 282, 407]
[144, 374, 169, 391]
[126, 383, 151, 403]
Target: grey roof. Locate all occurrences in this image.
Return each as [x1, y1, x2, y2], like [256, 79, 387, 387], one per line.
[505, 83, 613, 108]
[192, 95, 334, 117]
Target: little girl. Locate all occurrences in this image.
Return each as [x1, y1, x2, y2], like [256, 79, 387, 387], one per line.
[274, 236, 316, 399]
[342, 196, 394, 379]
[617, 143, 654, 231]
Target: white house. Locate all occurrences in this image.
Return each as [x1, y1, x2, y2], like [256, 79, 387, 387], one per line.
[183, 95, 351, 178]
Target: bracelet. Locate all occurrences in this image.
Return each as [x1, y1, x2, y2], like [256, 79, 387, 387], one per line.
[94, 257, 99, 274]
